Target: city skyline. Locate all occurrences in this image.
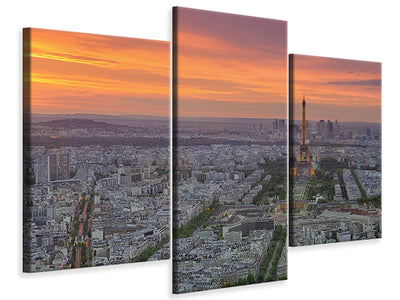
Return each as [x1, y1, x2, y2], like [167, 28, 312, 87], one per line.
[291, 55, 381, 123]
[174, 7, 287, 119]
[24, 28, 170, 117]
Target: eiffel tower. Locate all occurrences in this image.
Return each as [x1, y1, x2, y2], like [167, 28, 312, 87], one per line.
[292, 94, 315, 178]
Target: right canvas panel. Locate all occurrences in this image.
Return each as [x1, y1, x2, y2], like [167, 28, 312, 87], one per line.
[289, 54, 382, 246]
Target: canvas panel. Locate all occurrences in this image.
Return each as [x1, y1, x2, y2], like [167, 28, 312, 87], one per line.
[23, 28, 170, 272]
[289, 54, 382, 246]
[173, 7, 288, 293]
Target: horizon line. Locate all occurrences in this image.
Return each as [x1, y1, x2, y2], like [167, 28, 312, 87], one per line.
[28, 112, 169, 118]
[291, 118, 381, 124]
[29, 112, 287, 120]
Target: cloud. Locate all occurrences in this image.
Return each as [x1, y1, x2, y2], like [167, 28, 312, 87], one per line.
[27, 28, 170, 116]
[38, 51, 119, 65]
[326, 78, 381, 87]
[174, 7, 287, 118]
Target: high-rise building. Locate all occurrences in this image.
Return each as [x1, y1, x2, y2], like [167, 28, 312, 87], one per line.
[273, 118, 286, 133]
[326, 120, 333, 138]
[273, 119, 278, 131]
[57, 154, 70, 180]
[48, 155, 58, 181]
[35, 155, 49, 184]
[316, 120, 325, 136]
[279, 119, 285, 131]
[47, 154, 70, 181]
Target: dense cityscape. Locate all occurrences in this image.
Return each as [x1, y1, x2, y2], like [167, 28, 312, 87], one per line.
[173, 118, 288, 293]
[23, 114, 170, 272]
[289, 116, 382, 246]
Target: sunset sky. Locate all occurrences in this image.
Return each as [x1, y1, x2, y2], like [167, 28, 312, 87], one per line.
[24, 28, 169, 117]
[174, 7, 287, 119]
[291, 55, 381, 123]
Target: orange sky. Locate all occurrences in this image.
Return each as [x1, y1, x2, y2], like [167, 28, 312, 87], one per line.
[174, 7, 287, 119]
[291, 55, 381, 123]
[24, 28, 169, 117]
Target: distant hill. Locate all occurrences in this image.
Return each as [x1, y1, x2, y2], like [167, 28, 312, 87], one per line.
[24, 113, 169, 127]
[28, 113, 167, 123]
[40, 118, 116, 129]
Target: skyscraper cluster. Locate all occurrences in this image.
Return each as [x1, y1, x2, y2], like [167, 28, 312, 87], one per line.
[35, 154, 70, 183]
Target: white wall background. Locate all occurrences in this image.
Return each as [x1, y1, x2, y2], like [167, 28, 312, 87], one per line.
[1, 1, 398, 299]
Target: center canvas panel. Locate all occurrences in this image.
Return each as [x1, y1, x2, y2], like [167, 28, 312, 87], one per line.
[172, 7, 288, 293]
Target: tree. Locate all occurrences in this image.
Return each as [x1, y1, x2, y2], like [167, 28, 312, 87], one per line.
[247, 273, 255, 284]
[269, 265, 276, 276]
[265, 275, 274, 282]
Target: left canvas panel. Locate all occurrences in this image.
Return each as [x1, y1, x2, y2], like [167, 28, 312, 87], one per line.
[23, 28, 170, 272]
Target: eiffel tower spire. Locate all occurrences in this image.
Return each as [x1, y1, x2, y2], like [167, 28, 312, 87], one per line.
[301, 93, 306, 146]
[294, 94, 315, 178]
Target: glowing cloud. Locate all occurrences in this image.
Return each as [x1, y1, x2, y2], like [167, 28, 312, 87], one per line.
[24, 28, 169, 117]
[290, 55, 381, 123]
[174, 7, 287, 119]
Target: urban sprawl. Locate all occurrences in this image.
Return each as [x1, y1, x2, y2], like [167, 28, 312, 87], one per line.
[290, 118, 381, 246]
[23, 116, 170, 272]
[173, 118, 288, 293]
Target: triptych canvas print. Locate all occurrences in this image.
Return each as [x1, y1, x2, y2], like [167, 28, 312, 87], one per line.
[22, 6, 382, 295]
